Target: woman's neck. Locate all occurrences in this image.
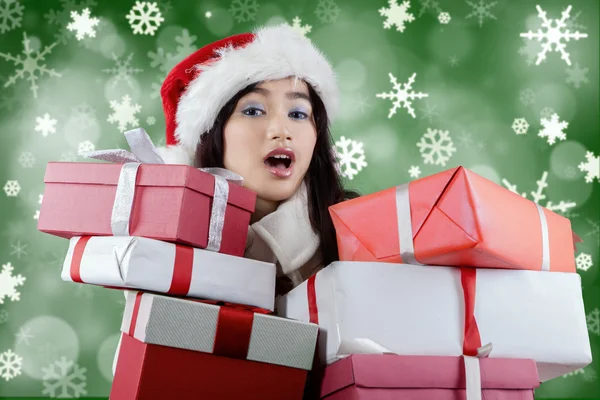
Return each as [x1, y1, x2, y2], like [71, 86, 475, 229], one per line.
[250, 197, 280, 224]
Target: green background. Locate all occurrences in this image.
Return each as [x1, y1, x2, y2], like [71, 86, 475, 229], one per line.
[0, 0, 598, 398]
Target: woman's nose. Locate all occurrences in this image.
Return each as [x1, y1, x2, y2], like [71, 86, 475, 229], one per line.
[266, 114, 292, 141]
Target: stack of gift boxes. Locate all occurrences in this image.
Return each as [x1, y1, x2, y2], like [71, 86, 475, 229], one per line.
[278, 166, 593, 399]
[37, 128, 319, 400]
[38, 128, 593, 400]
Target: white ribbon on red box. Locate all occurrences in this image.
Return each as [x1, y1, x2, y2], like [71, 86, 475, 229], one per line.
[84, 127, 243, 252]
[336, 338, 492, 400]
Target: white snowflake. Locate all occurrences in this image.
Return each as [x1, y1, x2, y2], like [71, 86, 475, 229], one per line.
[565, 62, 589, 89]
[418, 0, 441, 17]
[70, 103, 97, 128]
[588, 308, 599, 336]
[448, 55, 459, 66]
[457, 131, 474, 148]
[34, 194, 43, 220]
[315, 0, 340, 23]
[518, 39, 542, 66]
[0, 262, 25, 304]
[578, 151, 599, 184]
[289, 16, 311, 37]
[540, 106, 555, 120]
[157, 0, 172, 14]
[107, 95, 142, 131]
[379, 0, 415, 33]
[416, 128, 456, 166]
[519, 88, 535, 106]
[502, 171, 576, 214]
[0, 349, 22, 381]
[35, 113, 58, 137]
[420, 101, 439, 123]
[352, 93, 372, 113]
[228, 0, 259, 23]
[335, 136, 367, 180]
[562, 205, 580, 217]
[564, 165, 578, 179]
[575, 252, 592, 272]
[565, 9, 586, 32]
[512, 118, 528, 135]
[102, 53, 143, 89]
[126, 1, 164, 36]
[408, 165, 421, 178]
[465, 0, 497, 27]
[3, 180, 20, 197]
[148, 29, 196, 74]
[0, 0, 24, 34]
[146, 116, 156, 125]
[0, 32, 61, 98]
[9, 240, 27, 259]
[45, 0, 99, 45]
[563, 368, 585, 378]
[376, 72, 428, 118]
[205, 11, 212, 18]
[18, 151, 35, 168]
[15, 326, 33, 345]
[42, 357, 87, 398]
[538, 113, 567, 145]
[583, 367, 597, 382]
[77, 140, 95, 156]
[438, 11, 451, 24]
[520, 5, 587, 66]
[66, 8, 99, 40]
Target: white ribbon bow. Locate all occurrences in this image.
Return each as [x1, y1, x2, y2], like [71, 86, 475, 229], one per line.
[84, 127, 244, 252]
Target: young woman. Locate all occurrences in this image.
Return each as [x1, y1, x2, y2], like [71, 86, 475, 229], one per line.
[157, 24, 359, 296]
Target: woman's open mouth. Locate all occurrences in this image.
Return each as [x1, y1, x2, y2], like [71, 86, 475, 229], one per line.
[263, 148, 295, 178]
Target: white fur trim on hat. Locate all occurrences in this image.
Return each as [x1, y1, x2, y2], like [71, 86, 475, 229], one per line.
[174, 24, 339, 155]
[155, 145, 194, 165]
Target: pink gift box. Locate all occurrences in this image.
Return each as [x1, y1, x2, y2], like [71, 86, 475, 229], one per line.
[38, 162, 256, 256]
[319, 355, 540, 400]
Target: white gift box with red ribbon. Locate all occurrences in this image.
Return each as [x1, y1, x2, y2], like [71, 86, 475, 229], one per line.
[62, 235, 276, 310]
[276, 261, 592, 382]
[120, 291, 319, 370]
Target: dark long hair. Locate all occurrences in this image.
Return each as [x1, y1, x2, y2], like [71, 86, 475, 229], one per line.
[194, 81, 360, 268]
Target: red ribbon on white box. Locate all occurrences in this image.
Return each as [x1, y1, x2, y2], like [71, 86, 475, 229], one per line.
[307, 268, 492, 400]
[69, 236, 195, 296]
[128, 292, 260, 359]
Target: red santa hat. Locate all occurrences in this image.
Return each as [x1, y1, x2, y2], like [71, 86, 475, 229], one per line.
[157, 23, 339, 165]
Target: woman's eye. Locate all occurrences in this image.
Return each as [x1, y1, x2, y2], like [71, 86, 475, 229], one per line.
[290, 111, 308, 120]
[242, 107, 264, 116]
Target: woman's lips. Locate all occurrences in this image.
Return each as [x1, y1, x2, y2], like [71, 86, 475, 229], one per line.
[262, 147, 295, 178]
[264, 161, 294, 178]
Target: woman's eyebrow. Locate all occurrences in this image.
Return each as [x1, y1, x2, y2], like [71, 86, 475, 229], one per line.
[249, 87, 310, 102]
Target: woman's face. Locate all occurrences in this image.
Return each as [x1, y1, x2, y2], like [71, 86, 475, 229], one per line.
[223, 77, 317, 203]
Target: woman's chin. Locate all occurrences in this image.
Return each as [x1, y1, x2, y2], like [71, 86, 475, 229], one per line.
[256, 183, 299, 203]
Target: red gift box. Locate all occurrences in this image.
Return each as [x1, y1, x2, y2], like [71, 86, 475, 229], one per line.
[38, 161, 256, 256]
[329, 166, 578, 272]
[111, 333, 309, 400]
[111, 291, 318, 400]
[319, 354, 540, 400]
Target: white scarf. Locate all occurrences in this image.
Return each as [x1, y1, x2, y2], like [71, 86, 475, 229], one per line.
[244, 181, 321, 285]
